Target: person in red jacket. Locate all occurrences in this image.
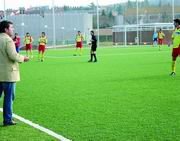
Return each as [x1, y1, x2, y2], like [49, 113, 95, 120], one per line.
[13, 33, 20, 53]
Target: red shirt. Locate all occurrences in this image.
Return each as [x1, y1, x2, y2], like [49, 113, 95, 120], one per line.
[13, 36, 20, 47]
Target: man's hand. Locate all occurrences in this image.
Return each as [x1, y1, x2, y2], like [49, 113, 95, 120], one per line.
[24, 56, 29, 62]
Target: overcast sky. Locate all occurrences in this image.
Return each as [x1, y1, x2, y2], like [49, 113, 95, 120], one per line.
[0, 0, 132, 10]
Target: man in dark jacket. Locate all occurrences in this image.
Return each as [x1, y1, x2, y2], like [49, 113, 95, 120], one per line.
[88, 30, 97, 62]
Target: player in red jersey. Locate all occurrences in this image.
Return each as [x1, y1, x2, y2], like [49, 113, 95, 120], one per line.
[158, 29, 165, 50]
[13, 33, 20, 53]
[74, 31, 83, 56]
[38, 32, 47, 62]
[24, 32, 33, 58]
[170, 19, 180, 76]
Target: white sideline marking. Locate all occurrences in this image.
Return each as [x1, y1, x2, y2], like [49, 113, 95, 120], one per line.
[0, 108, 71, 141]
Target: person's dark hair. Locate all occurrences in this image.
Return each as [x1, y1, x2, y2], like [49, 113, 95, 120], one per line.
[174, 19, 180, 25]
[42, 32, 45, 35]
[91, 30, 94, 34]
[0, 20, 13, 33]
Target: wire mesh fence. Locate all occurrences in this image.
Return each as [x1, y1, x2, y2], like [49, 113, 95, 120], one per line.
[0, 0, 179, 47]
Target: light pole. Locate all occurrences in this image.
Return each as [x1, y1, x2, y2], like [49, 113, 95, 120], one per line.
[136, 0, 139, 45]
[74, 28, 77, 45]
[96, 0, 100, 48]
[172, 0, 175, 21]
[61, 26, 65, 45]
[21, 22, 25, 46]
[52, 0, 56, 47]
[4, 0, 6, 20]
[124, 26, 127, 47]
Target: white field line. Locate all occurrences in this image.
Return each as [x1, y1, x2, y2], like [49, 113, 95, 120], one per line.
[0, 108, 71, 141]
[47, 44, 75, 49]
[46, 45, 155, 50]
[45, 50, 170, 59]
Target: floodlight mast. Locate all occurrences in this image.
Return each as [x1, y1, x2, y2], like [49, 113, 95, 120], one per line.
[125, 26, 127, 47]
[172, 0, 175, 21]
[136, 0, 139, 45]
[96, 0, 100, 48]
[4, 0, 6, 20]
[52, 0, 56, 47]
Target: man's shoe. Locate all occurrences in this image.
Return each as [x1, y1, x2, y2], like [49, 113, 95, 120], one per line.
[170, 72, 176, 76]
[3, 120, 17, 126]
[88, 60, 92, 62]
[94, 60, 97, 62]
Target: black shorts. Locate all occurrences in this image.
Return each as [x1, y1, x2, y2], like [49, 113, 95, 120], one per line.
[153, 38, 157, 42]
[91, 45, 97, 51]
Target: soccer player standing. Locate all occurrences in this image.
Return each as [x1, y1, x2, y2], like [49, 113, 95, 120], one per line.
[74, 31, 83, 56]
[13, 33, 20, 53]
[24, 32, 33, 58]
[88, 30, 97, 62]
[153, 31, 158, 47]
[158, 28, 165, 51]
[170, 19, 180, 76]
[38, 32, 47, 62]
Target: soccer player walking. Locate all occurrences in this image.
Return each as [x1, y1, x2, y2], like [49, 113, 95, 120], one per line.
[170, 19, 180, 76]
[158, 28, 165, 51]
[88, 30, 97, 62]
[24, 32, 33, 58]
[74, 31, 83, 56]
[38, 32, 47, 62]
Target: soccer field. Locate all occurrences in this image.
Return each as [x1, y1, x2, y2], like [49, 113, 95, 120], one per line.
[0, 46, 180, 141]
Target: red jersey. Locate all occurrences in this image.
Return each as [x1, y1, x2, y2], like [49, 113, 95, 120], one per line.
[13, 36, 20, 47]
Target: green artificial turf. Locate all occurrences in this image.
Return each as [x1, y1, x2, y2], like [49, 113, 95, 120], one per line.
[0, 46, 180, 141]
[0, 113, 58, 141]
